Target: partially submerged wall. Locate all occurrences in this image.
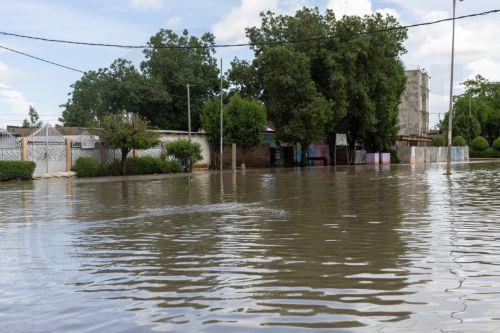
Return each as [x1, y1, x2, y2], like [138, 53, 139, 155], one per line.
[397, 146, 469, 164]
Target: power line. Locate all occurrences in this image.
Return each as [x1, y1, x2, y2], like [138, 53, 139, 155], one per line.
[0, 9, 498, 50]
[0, 44, 85, 73]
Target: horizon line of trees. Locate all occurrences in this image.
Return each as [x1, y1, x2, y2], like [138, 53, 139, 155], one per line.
[59, 7, 409, 166]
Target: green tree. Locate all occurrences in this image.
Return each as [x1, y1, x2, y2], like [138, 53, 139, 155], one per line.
[440, 76, 500, 142]
[200, 97, 226, 152]
[257, 46, 331, 167]
[231, 7, 407, 155]
[22, 105, 42, 128]
[60, 59, 170, 127]
[225, 95, 267, 164]
[141, 29, 221, 131]
[98, 113, 159, 175]
[165, 139, 203, 172]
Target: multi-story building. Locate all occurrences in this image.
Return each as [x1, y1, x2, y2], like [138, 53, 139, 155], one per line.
[398, 69, 430, 137]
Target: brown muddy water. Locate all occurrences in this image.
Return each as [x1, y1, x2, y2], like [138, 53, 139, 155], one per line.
[1, 162, 500, 332]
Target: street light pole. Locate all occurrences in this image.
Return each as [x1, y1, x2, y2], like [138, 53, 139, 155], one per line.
[446, 0, 461, 175]
[220, 58, 224, 171]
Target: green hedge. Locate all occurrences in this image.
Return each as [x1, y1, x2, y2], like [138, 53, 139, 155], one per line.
[74, 157, 107, 177]
[126, 156, 181, 175]
[471, 136, 489, 151]
[74, 156, 182, 178]
[452, 136, 467, 147]
[433, 135, 446, 147]
[470, 148, 500, 158]
[0, 161, 36, 181]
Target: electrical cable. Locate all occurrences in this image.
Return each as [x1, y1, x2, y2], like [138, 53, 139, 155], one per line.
[0, 9, 498, 50]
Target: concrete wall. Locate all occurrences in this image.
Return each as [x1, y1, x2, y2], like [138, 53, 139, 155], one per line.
[398, 69, 430, 136]
[397, 146, 469, 164]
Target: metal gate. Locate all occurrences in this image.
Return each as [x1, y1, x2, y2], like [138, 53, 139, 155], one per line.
[0, 129, 21, 161]
[27, 125, 66, 175]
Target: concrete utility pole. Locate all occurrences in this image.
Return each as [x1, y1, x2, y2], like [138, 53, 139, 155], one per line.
[446, 0, 462, 175]
[187, 84, 192, 141]
[220, 58, 224, 171]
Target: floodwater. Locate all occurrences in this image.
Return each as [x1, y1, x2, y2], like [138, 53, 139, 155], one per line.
[1, 163, 500, 332]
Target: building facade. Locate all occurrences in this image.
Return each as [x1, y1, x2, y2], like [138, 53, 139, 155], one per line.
[398, 69, 430, 136]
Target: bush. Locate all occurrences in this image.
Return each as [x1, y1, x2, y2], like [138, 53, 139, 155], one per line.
[470, 147, 500, 158]
[452, 136, 467, 147]
[125, 156, 181, 175]
[0, 161, 36, 181]
[432, 135, 446, 147]
[493, 137, 500, 151]
[166, 139, 203, 172]
[74, 157, 106, 177]
[126, 156, 160, 175]
[74, 156, 182, 178]
[471, 136, 489, 151]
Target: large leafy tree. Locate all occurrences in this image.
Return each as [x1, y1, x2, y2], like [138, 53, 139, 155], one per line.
[257, 46, 331, 167]
[60, 59, 170, 127]
[98, 113, 159, 175]
[230, 7, 407, 154]
[225, 94, 268, 164]
[141, 29, 221, 131]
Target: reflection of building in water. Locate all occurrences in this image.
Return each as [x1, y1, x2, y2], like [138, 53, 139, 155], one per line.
[398, 69, 430, 137]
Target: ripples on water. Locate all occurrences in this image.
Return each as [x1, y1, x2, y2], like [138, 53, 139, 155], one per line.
[1, 163, 500, 332]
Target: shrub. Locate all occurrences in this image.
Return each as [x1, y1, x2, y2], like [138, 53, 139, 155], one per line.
[0, 161, 36, 181]
[470, 148, 500, 158]
[493, 137, 500, 151]
[125, 156, 181, 175]
[452, 136, 467, 147]
[73, 157, 106, 177]
[126, 156, 160, 175]
[471, 136, 489, 151]
[432, 135, 446, 147]
[166, 139, 203, 172]
[107, 159, 122, 176]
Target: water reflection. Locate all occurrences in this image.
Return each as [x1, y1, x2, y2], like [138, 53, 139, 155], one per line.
[1, 163, 500, 332]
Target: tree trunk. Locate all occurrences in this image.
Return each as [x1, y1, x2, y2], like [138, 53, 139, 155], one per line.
[121, 148, 129, 175]
[300, 143, 308, 167]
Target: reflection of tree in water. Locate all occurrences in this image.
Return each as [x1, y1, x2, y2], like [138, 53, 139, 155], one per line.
[68, 169, 427, 330]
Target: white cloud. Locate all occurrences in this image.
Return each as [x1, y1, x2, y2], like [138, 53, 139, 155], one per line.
[212, 0, 314, 43]
[0, 62, 33, 128]
[327, 0, 372, 17]
[165, 16, 182, 27]
[213, 0, 279, 43]
[130, 0, 167, 10]
[375, 7, 400, 19]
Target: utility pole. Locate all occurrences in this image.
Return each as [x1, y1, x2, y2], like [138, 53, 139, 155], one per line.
[187, 84, 192, 141]
[446, 0, 462, 175]
[220, 58, 224, 171]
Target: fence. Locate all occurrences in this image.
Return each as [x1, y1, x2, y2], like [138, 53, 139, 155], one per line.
[0, 126, 166, 176]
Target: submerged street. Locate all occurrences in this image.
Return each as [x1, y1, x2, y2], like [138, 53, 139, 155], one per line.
[1, 163, 500, 332]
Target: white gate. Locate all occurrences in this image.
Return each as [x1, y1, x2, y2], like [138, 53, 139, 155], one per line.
[27, 125, 66, 175]
[0, 129, 21, 161]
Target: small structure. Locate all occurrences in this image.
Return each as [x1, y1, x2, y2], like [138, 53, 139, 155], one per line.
[0, 129, 21, 161]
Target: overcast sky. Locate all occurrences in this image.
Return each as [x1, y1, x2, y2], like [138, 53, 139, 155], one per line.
[0, 0, 499, 129]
